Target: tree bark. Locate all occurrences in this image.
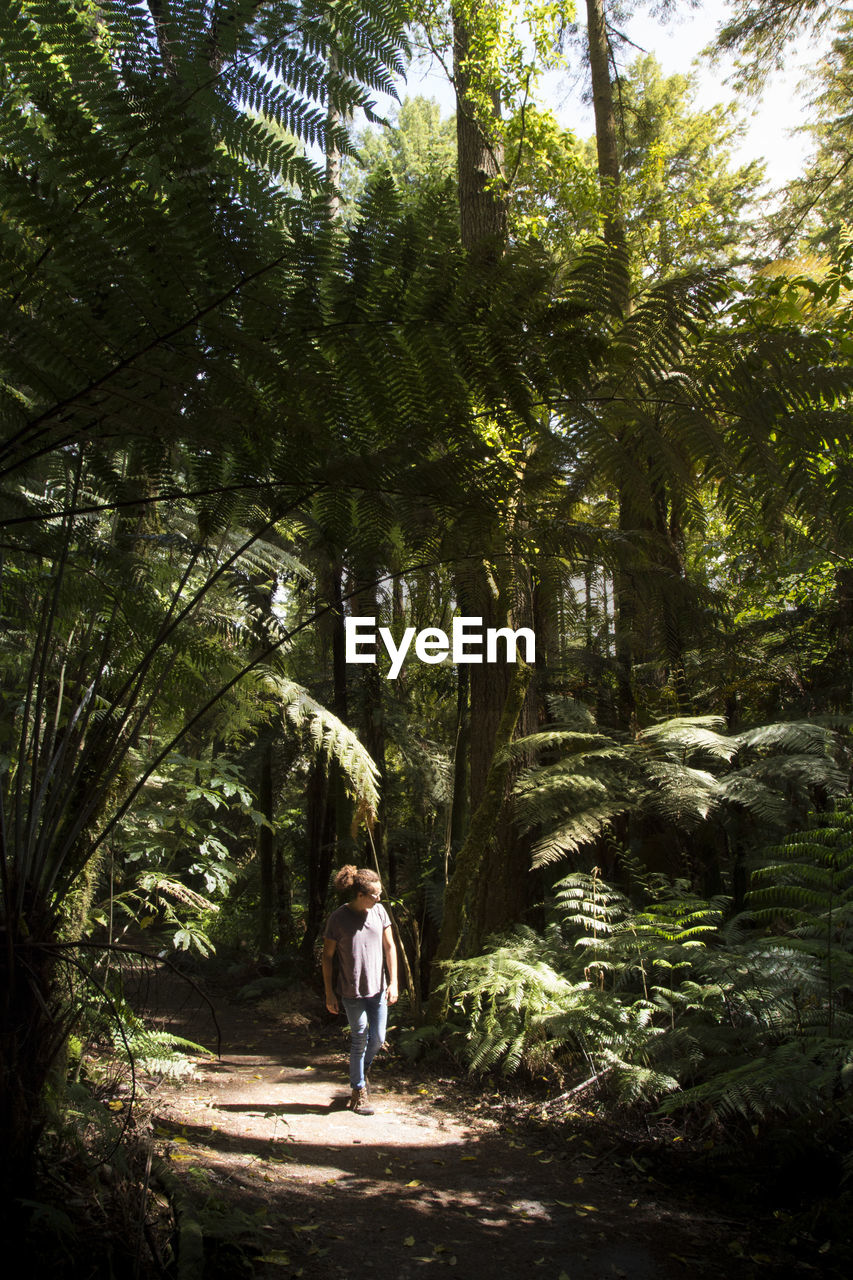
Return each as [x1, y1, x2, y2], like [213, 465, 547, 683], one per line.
[325, 49, 342, 222]
[428, 663, 533, 1019]
[351, 571, 388, 883]
[300, 756, 335, 957]
[447, 664, 471, 872]
[300, 558, 351, 955]
[453, 6, 507, 252]
[257, 738, 275, 955]
[586, 0, 637, 726]
[586, 0, 629, 311]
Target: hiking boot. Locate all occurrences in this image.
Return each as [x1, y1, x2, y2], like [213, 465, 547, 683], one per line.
[349, 1085, 374, 1116]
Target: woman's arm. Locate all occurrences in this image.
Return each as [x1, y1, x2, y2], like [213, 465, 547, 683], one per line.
[322, 937, 339, 1014]
[382, 926, 399, 1004]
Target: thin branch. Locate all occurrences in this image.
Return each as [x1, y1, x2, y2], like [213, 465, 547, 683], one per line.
[507, 73, 532, 192]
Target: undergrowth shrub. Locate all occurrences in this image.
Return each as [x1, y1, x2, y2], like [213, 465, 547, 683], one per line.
[438, 802, 853, 1132]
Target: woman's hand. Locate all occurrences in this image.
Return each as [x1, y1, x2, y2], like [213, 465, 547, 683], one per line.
[325, 992, 339, 1015]
[386, 981, 399, 1005]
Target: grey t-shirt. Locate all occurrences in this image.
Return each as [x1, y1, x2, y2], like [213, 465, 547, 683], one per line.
[324, 902, 390, 999]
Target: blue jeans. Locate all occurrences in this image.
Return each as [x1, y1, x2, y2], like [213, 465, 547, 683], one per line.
[341, 992, 387, 1089]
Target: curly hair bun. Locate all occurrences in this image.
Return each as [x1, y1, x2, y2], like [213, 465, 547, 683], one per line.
[333, 864, 359, 893]
[333, 865, 382, 898]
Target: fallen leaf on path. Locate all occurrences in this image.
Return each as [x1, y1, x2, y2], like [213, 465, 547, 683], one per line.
[403, 1236, 415, 1247]
[406, 1180, 421, 1187]
[258, 1253, 290, 1266]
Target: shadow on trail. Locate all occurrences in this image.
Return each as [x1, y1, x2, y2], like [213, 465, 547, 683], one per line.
[218, 1100, 347, 1116]
[148, 994, 791, 1280]
[154, 1108, 712, 1280]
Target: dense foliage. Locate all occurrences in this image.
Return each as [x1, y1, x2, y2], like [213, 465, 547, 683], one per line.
[2, 0, 853, 1264]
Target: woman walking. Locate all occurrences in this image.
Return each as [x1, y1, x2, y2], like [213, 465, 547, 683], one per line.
[322, 865, 398, 1115]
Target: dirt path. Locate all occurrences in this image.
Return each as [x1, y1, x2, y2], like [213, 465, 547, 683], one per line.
[147, 985, 795, 1280]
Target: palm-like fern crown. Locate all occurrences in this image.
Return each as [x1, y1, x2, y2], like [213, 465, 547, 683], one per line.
[514, 713, 848, 869]
[0, 0, 411, 474]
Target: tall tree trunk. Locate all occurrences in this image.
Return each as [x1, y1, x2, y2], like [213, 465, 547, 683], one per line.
[450, 3, 539, 944]
[447, 664, 471, 872]
[586, 0, 637, 727]
[325, 49, 342, 222]
[0, 935, 63, 1214]
[300, 560, 349, 955]
[586, 0, 628, 309]
[257, 737, 275, 954]
[275, 847, 297, 952]
[468, 565, 539, 947]
[453, 6, 507, 251]
[834, 566, 853, 712]
[352, 571, 388, 883]
[300, 756, 336, 957]
[428, 664, 533, 1019]
[653, 481, 690, 713]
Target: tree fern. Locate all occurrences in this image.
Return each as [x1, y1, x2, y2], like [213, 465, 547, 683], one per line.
[514, 711, 846, 870]
[748, 802, 853, 1035]
[441, 842, 853, 1130]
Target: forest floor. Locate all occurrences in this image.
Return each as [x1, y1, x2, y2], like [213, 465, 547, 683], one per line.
[143, 976, 826, 1280]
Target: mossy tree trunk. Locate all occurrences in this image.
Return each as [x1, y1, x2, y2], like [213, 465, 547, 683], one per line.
[428, 663, 533, 1019]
